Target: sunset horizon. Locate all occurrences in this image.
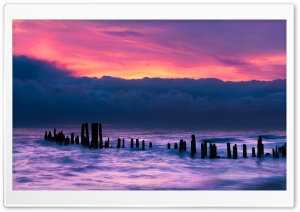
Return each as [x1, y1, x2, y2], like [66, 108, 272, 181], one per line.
[13, 54, 286, 82]
[13, 20, 286, 81]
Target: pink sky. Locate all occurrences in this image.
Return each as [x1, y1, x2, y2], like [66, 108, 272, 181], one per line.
[13, 20, 286, 81]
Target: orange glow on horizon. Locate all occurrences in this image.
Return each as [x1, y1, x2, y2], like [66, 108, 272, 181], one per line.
[13, 20, 286, 82]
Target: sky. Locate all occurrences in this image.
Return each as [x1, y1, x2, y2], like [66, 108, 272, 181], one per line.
[13, 20, 286, 128]
[13, 20, 286, 81]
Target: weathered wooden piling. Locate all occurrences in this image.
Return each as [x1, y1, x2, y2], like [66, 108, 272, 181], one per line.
[117, 138, 121, 148]
[54, 128, 57, 141]
[191, 134, 197, 155]
[149, 142, 152, 148]
[204, 140, 208, 157]
[47, 131, 52, 141]
[275, 145, 279, 158]
[104, 141, 108, 148]
[227, 143, 231, 158]
[130, 139, 134, 148]
[201, 143, 205, 159]
[243, 144, 247, 158]
[209, 144, 217, 159]
[183, 141, 187, 151]
[167, 143, 171, 149]
[179, 139, 183, 153]
[108, 138, 110, 148]
[75, 136, 79, 144]
[99, 123, 103, 149]
[122, 139, 125, 148]
[252, 147, 256, 157]
[84, 123, 90, 147]
[59, 131, 64, 145]
[174, 143, 178, 149]
[136, 139, 139, 148]
[257, 136, 264, 158]
[81, 124, 85, 146]
[272, 148, 275, 158]
[44, 131, 47, 140]
[142, 140, 145, 150]
[282, 144, 286, 157]
[233, 144, 238, 159]
[71, 133, 74, 144]
[91, 123, 98, 148]
[65, 136, 70, 145]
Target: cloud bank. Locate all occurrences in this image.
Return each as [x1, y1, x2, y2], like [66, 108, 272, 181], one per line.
[13, 56, 286, 129]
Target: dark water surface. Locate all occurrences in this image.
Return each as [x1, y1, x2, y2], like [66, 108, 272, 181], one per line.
[13, 126, 286, 190]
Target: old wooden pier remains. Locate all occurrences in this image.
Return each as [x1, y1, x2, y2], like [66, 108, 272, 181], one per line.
[44, 123, 287, 159]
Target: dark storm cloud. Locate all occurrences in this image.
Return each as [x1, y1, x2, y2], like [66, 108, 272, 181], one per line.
[102, 30, 145, 37]
[13, 56, 286, 129]
[13, 55, 71, 83]
[217, 58, 252, 67]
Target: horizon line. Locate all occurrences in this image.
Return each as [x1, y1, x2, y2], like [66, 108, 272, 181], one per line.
[78, 75, 286, 83]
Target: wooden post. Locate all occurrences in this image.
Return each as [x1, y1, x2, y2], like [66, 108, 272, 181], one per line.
[209, 143, 213, 158]
[179, 139, 183, 153]
[65, 136, 70, 145]
[108, 137, 110, 148]
[71, 133, 74, 144]
[191, 134, 196, 155]
[183, 141, 187, 151]
[142, 140, 145, 150]
[91, 123, 98, 148]
[257, 136, 263, 158]
[213, 144, 217, 158]
[122, 139, 125, 148]
[167, 143, 171, 149]
[54, 128, 56, 141]
[233, 144, 238, 159]
[174, 143, 178, 149]
[81, 124, 85, 146]
[227, 143, 231, 158]
[252, 147, 256, 157]
[201, 143, 205, 159]
[204, 140, 207, 157]
[136, 139, 139, 148]
[44, 131, 47, 140]
[99, 123, 103, 149]
[130, 139, 134, 148]
[282, 144, 286, 157]
[84, 123, 89, 147]
[272, 148, 275, 158]
[243, 144, 247, 158]
[47, 131, 52, 141]
[58, 132, 62, 145]
[275, 145, 279, 158]
[117, 138, 121, 148]
[75, 136, 79, 144]
[149, 142, 152, 148]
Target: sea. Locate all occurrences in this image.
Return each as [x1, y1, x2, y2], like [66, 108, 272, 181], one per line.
[13, 125, 286, 190]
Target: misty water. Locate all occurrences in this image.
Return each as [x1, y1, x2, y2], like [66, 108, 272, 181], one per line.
[13, 126, 286, 190]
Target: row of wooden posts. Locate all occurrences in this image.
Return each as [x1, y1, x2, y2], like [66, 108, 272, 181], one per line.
[44, 123, 153, 151]
[166, 135, 286, 159]
[44, 123, 286, 159]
